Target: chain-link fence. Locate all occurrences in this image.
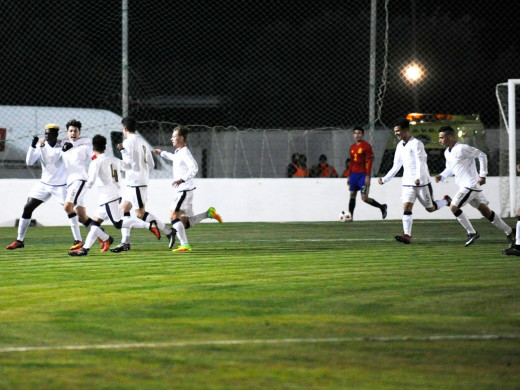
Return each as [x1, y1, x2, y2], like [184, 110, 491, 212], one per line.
[1, 0, 519, 179]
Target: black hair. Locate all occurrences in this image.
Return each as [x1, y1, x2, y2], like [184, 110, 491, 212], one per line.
[66, 119, 82, 130]
[439, 126, 455, 137]
[393, 118, 410, 129]
[92, 134, 107, 153]
[319, 154, 327, 162]
[353, 126, 365, 134]
[122, 116, 137, 132]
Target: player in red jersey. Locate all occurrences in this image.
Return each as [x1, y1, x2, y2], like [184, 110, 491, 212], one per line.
[343, 126, 387, 221]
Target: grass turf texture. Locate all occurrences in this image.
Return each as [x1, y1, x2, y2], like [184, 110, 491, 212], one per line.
[0, 220, 519, 389]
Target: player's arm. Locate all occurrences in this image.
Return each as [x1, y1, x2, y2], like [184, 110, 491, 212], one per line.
[414, 141, 427, 185]
[25, 136, 41, 165]
[182, 150, 199, 181]
[159, 150, 176, 161]
[145, 146, 155, 173]
[380, 146, 402, 184]
[463, 144, 488, 183]
[86, 159, 99, 189]
[365, 144, 375, 184]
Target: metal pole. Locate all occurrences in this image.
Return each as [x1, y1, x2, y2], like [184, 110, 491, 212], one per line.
[508, 79, 519, 217]
[368, 0, 377, 138]
[122, 0, 129, 118]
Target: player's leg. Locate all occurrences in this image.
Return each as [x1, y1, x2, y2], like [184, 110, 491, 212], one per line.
[64, 180, 86, 248]
[189, 206, 223, 226]
[171, 190, 193, 252]
[133, 186, 172, 236]
[503, 208, 520, 255]
[69, 217, 110, 256]
[476, 197, 513, 242]
[395, 187, 415, 244]
[421, 184, 449, 212]
[449, 189, 479, 246]
[117, 197, 134, 247]
[6, 196, 44, 249]
[360, 186, 387, 219]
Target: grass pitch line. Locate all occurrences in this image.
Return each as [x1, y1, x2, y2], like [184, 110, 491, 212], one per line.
[1, 334, 518, 353]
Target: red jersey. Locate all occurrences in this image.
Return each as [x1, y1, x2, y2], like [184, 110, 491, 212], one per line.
[345, 140, 374, 176]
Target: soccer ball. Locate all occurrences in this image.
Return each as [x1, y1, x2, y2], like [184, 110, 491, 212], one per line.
[339, 211, 351, 223]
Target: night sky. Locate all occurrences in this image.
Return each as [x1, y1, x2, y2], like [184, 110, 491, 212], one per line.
[1, 0, 519, 128]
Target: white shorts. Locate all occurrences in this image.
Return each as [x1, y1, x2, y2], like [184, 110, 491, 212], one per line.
[401, 184, 434, 209]
[65, 180, 88, 206]
[96, 198, 123, 227]
[122, 186, 148, 209]
[171, 190, 194, 217]
[452, 188, 488, 209]
[28, 182, 67, 205]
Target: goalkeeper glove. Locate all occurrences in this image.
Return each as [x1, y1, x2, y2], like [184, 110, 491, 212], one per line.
[31, 136, 39, 148]
[62, 142, 73, 152]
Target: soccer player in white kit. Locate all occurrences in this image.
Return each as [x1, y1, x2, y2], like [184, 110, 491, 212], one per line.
[6, 124, 79, 249]
[378, 118, 450, 244]
[60, 119, 108, 251]
[154, 125, 222, 252]
[110, 116, 173, 253]
[69, 135, 161, 256]
[435, 126, 514, 247]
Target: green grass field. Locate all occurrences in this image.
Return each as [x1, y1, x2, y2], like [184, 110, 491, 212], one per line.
[0, 219, 519, 389]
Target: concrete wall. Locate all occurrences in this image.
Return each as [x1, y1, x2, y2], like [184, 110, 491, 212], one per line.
[0, 177, 502, 227]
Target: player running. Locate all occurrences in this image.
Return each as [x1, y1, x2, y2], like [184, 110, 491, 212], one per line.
[343, 126, 387, 221]
[154, 125, 223, 252]
[379, 118, 450, 244]
[110, 116, 173, 253]
[69, 135, 160, 256]
[6, 124, 78, 249]
[435, 126, 514, 247]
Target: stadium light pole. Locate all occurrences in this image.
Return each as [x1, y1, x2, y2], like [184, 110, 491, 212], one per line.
[122, 0, 129, 118]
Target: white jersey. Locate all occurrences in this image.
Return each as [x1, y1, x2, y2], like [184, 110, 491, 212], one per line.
[120, 133, 154, 186]
[86, 154, 122, 205]
[61, 137, 92, 185]
[26, 141, 66, 186]
[381, 137, 431, 186]
[160, 146, 198, 191]
[438, 142, 487, 191]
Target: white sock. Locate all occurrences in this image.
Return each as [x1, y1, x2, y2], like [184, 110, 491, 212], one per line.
[516, 220, 520, 245]
[17, 217, 31, 241]
[456, 211, 476, 234]
[122, 217, 149, 229]
[491, 212, 512, 235]
[435, 199, 448, 209]
[144, 212, 171, 234]
[69, 214, 82, 241]
[121, 227, 131, 244]
[173, 220, 188, 246]
[403, 213, 413, 236]
[84, 226, 104, 249]
[189, 212, 207, 227]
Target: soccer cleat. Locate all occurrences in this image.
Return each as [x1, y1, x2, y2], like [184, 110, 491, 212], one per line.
[166, 232, 176, 249]
[395, 234, 412, 244]
[502, 246, 520, 256]
[101, 236, 114, 252]
[173, 244, 192, 252]
[69, 248, 89, 256]
[110, 243, 131, 253]
[465, 232, 480, 247]
[207, 207, 223, 223]
[149, 221, 161, 240]
[444, 195, 452, 206]
[507, 228, 516, 248]
[381, 204, 388, 220]
[6, 240, 24, 250]
[69, 240, 83, 250]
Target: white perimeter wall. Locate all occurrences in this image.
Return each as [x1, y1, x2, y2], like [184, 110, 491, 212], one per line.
[0, 177, 502, 226]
